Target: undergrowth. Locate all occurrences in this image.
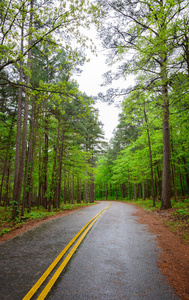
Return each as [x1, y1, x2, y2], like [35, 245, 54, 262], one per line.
[0, 202, 96, 237]
[123, 197, 189, 244]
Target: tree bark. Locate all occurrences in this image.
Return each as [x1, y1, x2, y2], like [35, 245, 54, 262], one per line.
[144, 103, 156, 206]
[128, 173, 131, 200]
[4, 163, 10, 207]
[56, 124, 65, 208]
[12, 17, 24, 216]
[13, 0, 34, 218]
[90, 173, 94, 203]
[182, 156, 189, 195]
[0, 113, 15, 205]
[160, 56, 172, 209]
[134, 181, 137, 201]
[105, 182, 108, 200]
[115, 186, 118, 200]
[172, 162, 178, 202]
[72, 171, 74, 204]
[21, 96, 36, 214]
[85, 181, 88, 203]
[50, 119, 60, 210]
[122, 183, 126, 198]
[42, 114, 48, 209]
[142, 180, 145, 201]
[146, 179, 149, 199]
[38, 147, 42, 208]
[177, 158, 184, 197]
[63, 169, 67, 204]
[67, 170, 71, 203]
[77, 177, 81, 203]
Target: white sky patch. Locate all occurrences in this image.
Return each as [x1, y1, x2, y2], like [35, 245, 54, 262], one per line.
[73, 27, 135, 141]
[94, 101, 119, 141]
[74, 51, 122, 141]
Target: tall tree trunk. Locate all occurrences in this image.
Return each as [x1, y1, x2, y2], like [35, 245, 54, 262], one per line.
[115, 186, 118, 200]
[160, 57, 172, 209]
[128, 182, 131, 200]
[84, 180, 88, 203]
[94, 184, 96, 201]
[4, 163, 10, 207]
[182, 156, 189, 196]
[155, 171, 159, 201]
[13, 0, 34, 218]
[105, 182, 108, 200]
[122, 183, 126, 198]
[138, 183, 141, 199]
[55, 124, 65, 208]
[21, 96, 36, 214]
[170, 129, 178, 202]
[0, 113, 15, 205]
[144, 103, 155, 206]
[38, 147, 42, 208]
[134, 180, 137, 201]
[12, 17, 24, 216]
[42, 114, 48, 209]
[72, 171, 74, 204]
[182, 30, 189, 194]
[172, 163, 178, 202]
[26, 108, 37, 212]
[50, 120, 60, 210]
[183, 30, 189, 75]
[77, 177, 81, 203]
[67, 170, 71, 204]
[146, 179, 149, 199]
[90, 173, 94, 203]
[128, 173, 131, 200]
[177, 158, 184, 197]
[63, 169, 67, 204]
[142, 180, 145, 201]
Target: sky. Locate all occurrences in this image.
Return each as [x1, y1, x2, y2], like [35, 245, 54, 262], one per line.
[73, 27, 135, 142]
[74, 51, 120, 141]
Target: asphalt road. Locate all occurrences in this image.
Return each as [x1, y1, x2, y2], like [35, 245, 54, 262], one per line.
[0, 201, 180, 300]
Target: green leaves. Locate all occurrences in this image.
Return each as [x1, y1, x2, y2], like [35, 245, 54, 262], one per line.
[0, 0, 101, 78]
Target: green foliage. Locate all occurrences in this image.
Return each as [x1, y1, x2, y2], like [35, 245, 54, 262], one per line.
[0, 202, 96, 236]
[25, 211, 55, 220]
[126, 198, 161, 211]
[60, 202, 96, 210]
[96, 0, 189, 208]
[173, 199, 189, 209]
[175, 208, 189, 217]
[1, 0, 189, 216]
[171, 208, 189, 219]
[0, 0, 101, 77]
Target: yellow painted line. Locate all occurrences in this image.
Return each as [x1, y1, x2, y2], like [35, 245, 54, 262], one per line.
[23, 203, 111, 300]
[37, 203, 111, 300]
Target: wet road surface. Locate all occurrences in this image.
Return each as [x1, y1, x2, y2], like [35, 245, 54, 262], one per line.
[0, 201, 179, 299]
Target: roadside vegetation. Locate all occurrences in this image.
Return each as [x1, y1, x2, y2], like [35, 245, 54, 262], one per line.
[0, 0, 188, 244]
[125, 198, 189, 244]
[0, 202, 96, 237]
[1, 198, 188, 246]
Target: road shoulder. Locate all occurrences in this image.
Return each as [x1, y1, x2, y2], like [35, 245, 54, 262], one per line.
[128, 203, 189, 300]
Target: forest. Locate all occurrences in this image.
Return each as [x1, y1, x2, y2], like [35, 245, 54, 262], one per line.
[0, 0, 189, 224]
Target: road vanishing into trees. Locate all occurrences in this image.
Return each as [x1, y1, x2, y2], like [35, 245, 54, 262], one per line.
[0, 202, 180, 300]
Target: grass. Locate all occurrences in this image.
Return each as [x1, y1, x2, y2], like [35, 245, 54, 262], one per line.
[0, 202, 96, 237]
[123, 197, 189, 212]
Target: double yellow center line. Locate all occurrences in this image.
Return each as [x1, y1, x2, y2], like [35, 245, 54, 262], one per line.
[23, 203, 111, 300]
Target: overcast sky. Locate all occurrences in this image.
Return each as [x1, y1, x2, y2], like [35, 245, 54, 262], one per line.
[73, 27, 135, 142]
[74, 56, 118, 141]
